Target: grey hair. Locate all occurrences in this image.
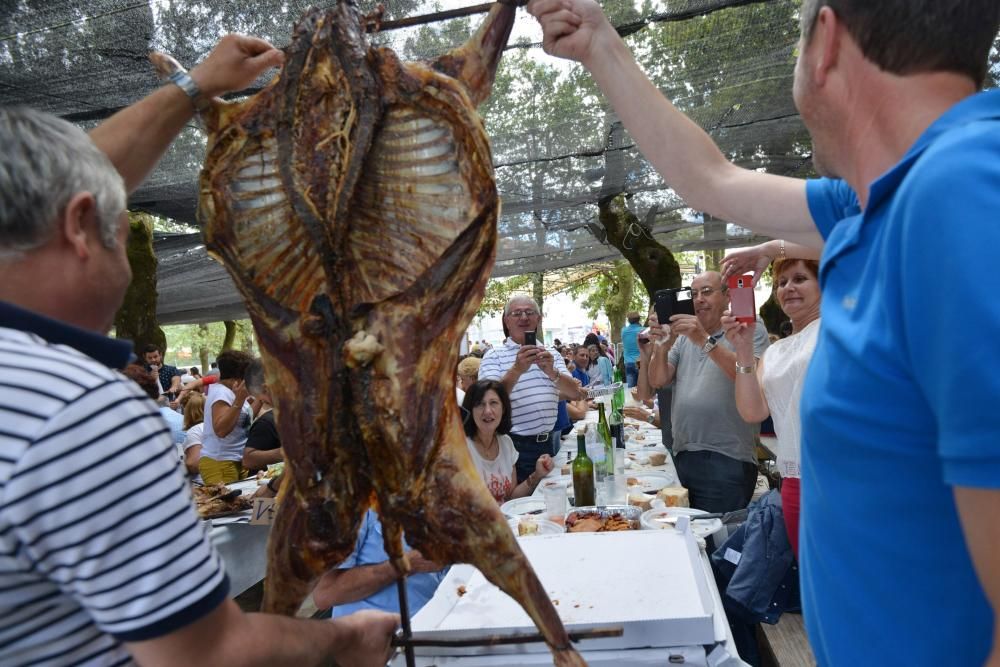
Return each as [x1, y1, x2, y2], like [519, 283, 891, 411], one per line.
[244, 358, 267, 395]
[502, 295, 541, 317]
[0, 107, 126, 261]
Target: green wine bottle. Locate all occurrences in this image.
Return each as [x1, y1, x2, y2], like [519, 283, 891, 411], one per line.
[597, 402, 614, 477]
[572, 433, 595, 507]
[612, 366, 625, 412]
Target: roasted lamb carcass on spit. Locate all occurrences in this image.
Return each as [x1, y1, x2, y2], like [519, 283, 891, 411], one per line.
[152, 2, 585, 664]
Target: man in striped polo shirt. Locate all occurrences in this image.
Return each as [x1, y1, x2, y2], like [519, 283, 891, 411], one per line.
[479, 296, 588, 483]
[0, 36, 397, 667]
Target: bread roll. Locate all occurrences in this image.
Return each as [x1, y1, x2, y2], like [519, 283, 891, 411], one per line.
[656, 486, 690, 507]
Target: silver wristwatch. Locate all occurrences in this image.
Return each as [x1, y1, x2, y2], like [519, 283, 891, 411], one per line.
[167, 69, 211, 113]
[701, 335, 718, 354]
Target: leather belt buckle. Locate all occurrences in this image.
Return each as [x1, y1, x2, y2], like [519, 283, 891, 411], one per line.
[534, 432, 551, 443]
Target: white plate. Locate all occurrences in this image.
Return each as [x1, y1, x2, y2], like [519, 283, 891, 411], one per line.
[625, 471, 675, 493]
[513, 518, 564, 536]
[499, 496, 546, 516]
[226, 479, 260, 495]
[641, 507, 724, 538]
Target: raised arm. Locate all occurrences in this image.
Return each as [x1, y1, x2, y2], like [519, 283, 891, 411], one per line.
[527, 0, 821, 248]
[89, 35, 283, 194]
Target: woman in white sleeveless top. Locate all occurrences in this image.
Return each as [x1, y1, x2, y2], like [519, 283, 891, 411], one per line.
[722, 257, 821, 557]
[462, 380, 553, 504]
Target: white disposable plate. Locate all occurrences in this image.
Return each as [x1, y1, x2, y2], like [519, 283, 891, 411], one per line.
[625, 471, 675, 493]
[641, 507, 724, 538]
[225, 479, 260, 495]
[499, 496, 546, 516]
[513, 517, 564, 536]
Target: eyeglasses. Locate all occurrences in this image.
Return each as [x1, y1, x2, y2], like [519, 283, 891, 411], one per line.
[507, 309, 538, 318]
[691, 287, 722, 299]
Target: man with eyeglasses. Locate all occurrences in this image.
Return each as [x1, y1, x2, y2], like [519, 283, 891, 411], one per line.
[479, 296, 588, 483]
[644, 272, 769, 513]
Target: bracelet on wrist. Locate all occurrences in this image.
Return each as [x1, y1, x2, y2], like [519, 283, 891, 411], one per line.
[735, 360, 756, 374]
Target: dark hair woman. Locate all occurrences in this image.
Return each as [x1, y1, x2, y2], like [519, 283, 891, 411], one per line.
[462, 380, 553, 504]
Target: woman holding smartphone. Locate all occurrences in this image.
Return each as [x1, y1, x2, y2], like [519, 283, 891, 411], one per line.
[721, 256, 821, 557]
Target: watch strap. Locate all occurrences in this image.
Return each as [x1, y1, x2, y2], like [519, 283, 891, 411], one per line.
[167, 69, 211, 112]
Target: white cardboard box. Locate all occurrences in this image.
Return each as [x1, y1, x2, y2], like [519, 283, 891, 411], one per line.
[410, 529, 716, 657]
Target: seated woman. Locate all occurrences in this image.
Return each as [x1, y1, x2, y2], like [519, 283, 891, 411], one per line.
[462, 380, 553, 503]
[181, 393, 206, 483]
[456, 355, 480, 397]
[722, 254, 821, 558]
[586, 343, 613, 386]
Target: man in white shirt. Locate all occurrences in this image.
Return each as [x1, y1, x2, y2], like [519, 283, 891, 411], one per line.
[479, 296, 587, 482]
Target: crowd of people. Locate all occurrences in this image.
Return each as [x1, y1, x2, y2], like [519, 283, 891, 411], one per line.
[1, 0, 996, 664]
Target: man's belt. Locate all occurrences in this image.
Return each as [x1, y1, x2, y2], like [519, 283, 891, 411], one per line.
[511, 431, 553, 443]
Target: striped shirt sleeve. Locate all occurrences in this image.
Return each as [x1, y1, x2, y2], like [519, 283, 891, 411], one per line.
[2, 367, 227, 645]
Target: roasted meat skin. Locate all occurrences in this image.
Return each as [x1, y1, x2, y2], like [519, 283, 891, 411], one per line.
[154, 3, 585, 664]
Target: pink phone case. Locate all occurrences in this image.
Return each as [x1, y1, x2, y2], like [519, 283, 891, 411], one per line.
[728, 274, 756, 324]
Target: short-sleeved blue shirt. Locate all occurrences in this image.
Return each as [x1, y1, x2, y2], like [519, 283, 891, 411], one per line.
[800, 89, 1000, 665]
[621, 323, 644, 363]
[332, 509, 446, 618]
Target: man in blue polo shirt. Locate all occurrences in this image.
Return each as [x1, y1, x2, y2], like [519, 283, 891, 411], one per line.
[529, 0, 1000, 664]
[313, 509, 447, 618]
[620, 311, 643, 387]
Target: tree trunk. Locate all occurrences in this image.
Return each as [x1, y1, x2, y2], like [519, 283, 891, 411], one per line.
[198, 323, 210, 370]
[113, 212, 165, 356]
[531, 273, 544, 314]
[221, 320, 237, 351]
[604, 260, 634, 351]
[598, 195, 681, 300]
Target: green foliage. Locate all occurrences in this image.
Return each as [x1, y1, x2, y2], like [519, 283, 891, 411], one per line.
[160, 320, 256, 368]
[566, 262, 648, 342]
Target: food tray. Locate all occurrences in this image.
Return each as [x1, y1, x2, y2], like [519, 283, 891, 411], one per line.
[565, 504, 642, 531]
[410, 530, 718, 655]
[585, 382, 623, 398]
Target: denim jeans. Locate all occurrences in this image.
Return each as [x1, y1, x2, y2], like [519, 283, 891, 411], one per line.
[674, 449, 757, 513]
[510, 431, 558, 484]
[625, 362, 639, 388]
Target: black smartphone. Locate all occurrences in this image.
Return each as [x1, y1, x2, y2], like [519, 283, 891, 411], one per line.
[653, 288, 695, 325]
[653, 289, 674, 325]
[674, 287, 695, 316]
[523, 330, 537, 346]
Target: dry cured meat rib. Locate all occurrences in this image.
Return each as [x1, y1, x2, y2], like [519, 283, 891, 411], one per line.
[152, 2, 584, 664]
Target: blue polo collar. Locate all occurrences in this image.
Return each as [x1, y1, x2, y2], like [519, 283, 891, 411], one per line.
[0, 300, 134, 369]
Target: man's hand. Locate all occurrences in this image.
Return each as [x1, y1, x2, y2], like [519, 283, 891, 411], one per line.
[190, 34, 284, 99]
[528, 0, 611, 67]
[406, 550, 443, 574]
[535, 348, 557, 378]
[668, 314, 707, 344]
[623, 405, 652, 422]
[513, 344, 542, 373]
[328, 610, 399, 667]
